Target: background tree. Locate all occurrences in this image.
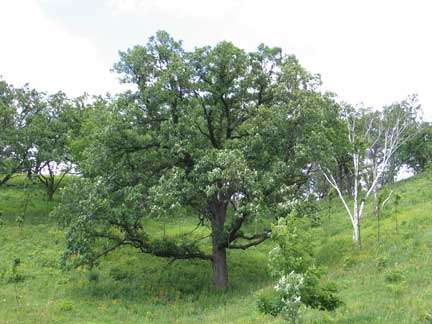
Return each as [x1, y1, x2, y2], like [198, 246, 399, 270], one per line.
[320, 98, 419, 245]
[398, 121, 432, 173]
[0, 80, 17, 185]
[28, 92, 79, 200]
[0, 80, 44, 186]
[53, 31, 334, 289]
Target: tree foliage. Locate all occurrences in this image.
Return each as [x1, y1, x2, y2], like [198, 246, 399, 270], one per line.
[2, 31, 429, 293]
[53, 31, 338, 289]
[0, 80, 44, 185]
[0, 78, 82, 199]
[399, 121, 432, 173]
[28, 92, 80, 199]
[320, 97, 420, 244]
[258, 216, 342, 320]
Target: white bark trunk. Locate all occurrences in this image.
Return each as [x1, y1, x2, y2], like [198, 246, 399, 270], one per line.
[352, 219, 360, 244]
[321, 109, 413, 246]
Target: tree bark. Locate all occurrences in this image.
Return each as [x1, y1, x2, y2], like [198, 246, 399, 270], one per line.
[352, 219, 361, 246]
[0, 173, 13, 186]
[47, 186, 54, 201]
[212, 246, 228, 289]
[210, 199, 229, 289]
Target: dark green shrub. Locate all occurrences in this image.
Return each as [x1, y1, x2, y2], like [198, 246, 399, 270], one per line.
[257, 289, 285, 317]
[258, 216, 342, 320]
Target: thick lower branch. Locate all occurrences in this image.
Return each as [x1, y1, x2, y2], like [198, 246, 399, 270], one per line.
[228, 232, 270, 250]
[227, 213, 246, 243]
[79, 231, 213, 269]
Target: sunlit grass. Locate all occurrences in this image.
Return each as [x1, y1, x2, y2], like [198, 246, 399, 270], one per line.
[0, 172, 431, 323]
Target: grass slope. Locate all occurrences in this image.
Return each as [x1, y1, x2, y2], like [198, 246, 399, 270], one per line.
[0, 172, 431, 323]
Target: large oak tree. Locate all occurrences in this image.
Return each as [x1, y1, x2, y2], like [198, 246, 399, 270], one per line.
[54, 32, 337, 289]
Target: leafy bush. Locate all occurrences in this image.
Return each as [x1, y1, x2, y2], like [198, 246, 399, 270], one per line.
[275, 272, 304, 322]
[258, 272, 305, 323]
[257, 288, 285, 317]
[291, 198, 321, 226]
[258, 216, 342, 321]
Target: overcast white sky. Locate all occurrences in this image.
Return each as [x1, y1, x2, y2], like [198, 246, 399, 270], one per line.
[1, 0, 431, 120]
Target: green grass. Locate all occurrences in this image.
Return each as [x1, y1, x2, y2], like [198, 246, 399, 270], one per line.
[0, 172, 432, 323]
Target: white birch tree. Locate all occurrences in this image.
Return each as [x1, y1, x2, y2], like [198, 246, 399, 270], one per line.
[320, 98, 419, 245]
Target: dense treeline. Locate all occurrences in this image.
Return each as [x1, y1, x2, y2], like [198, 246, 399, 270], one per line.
[0, 81, 85, 198]
[1, 32, 431, 305]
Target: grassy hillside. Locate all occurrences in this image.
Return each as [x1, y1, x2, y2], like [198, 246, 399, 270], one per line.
[0, 172, 431, 323]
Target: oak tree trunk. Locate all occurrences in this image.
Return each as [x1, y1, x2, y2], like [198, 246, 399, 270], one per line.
[210, 199, 229, 289]
[212, 246, 228, 289]
[47, 185, 55, 201]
